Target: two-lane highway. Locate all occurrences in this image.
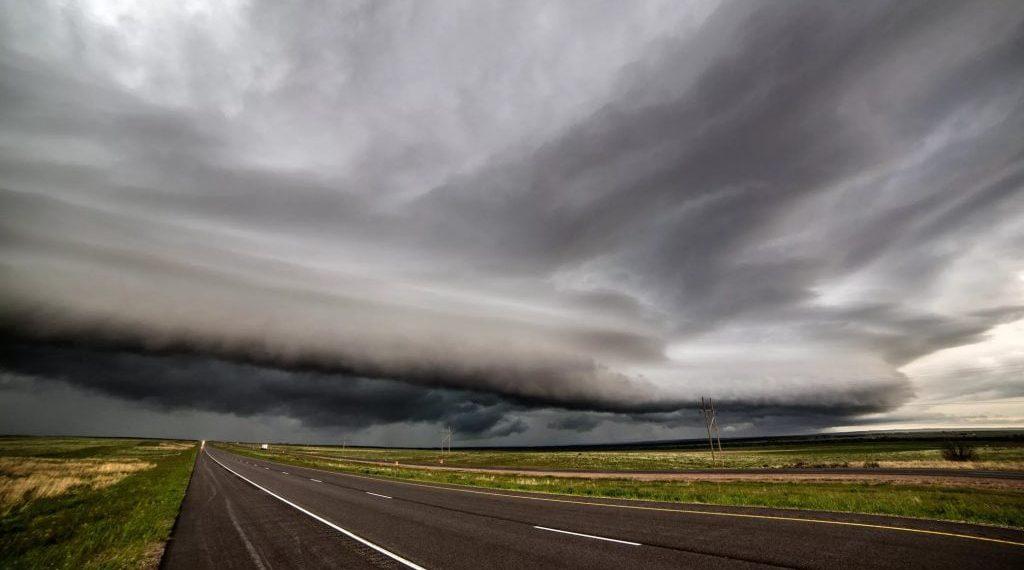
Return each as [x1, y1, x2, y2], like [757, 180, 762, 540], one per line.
[162, 447, 1024, 569]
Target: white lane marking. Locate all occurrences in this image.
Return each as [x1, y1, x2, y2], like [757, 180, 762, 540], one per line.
[282, 472, 289, 475]
[366, 492, 392, 499]
[205, 451, 426, 570]
[225, 499, 268, 570]
[311, 479, 323, 483]
[534, 526, 641, 546]
[264, 467, 269, 470]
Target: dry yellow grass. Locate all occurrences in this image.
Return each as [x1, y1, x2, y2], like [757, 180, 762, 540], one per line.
[149, 442, 193, 452]
[0, 457, 155, 512]
[140, 541, 168, 570]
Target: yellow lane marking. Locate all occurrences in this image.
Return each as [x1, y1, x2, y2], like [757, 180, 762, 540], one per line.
[216, 449, 1024, 548]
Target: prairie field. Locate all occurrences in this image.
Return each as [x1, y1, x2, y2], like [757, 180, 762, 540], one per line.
[280, 437, 1024, 472]
[0, 436, 196, 569]
[0, 456, 155, 512]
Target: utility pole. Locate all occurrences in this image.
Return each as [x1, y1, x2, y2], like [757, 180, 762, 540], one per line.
[711, 399, 722, 454]
[698, 397, 723, 462]
[440, 425, 453, 462]
[699, 397, 715, 462]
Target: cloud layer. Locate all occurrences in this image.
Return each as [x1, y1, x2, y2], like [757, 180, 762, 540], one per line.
[1, 0, 1022, 442]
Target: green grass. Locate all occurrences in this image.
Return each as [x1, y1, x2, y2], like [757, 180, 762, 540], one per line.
[280, 439, 1024, 471]
[221, 443, 1024, 529]
[0, 437, 197, 569]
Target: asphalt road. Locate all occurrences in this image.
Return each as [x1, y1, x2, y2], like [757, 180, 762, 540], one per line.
[162, 447, 1024, 569]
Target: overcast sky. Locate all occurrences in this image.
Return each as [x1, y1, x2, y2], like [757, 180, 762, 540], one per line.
[1, 0, 1022, 446]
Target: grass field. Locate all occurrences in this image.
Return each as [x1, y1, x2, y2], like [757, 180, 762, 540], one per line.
[219, 441, 1024, 529]
[275, 438, 1024, 472]
[0, 436, 197, 569]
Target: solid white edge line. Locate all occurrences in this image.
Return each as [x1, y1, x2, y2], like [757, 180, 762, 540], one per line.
[205, 450, 427, 570]
[366, 492, 393, 499]
[534, 526, 641, 546]
[311, 479, 323, 483]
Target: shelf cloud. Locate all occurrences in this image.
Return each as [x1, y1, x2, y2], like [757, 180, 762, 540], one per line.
[1, 1, 1022, 442]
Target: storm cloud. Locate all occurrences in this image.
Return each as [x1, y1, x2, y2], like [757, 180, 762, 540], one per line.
[1, 1, 1022, 443]
[0, 339, 531, 437]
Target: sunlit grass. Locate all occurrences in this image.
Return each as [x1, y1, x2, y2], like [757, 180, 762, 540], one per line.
[0, 437, 196, 569]
[0, 457, 155, 512]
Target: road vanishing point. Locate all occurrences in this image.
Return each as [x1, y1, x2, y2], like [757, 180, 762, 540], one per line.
[161, 447, 1024, 569]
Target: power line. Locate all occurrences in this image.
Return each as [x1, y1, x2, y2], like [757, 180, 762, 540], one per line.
[440, 425, 453, 462]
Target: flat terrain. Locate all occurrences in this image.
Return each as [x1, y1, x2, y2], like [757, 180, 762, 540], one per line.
[0, 436, 196, 569]
[5, 435, 1021, 568]
[282, 450, 1024, 489]
[285, 438, 1024, 472]
[164, 447, 1024, 569]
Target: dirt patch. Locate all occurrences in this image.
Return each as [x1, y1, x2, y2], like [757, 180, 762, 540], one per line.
[875, 459, 1024, 470]
[599, 472, 1024, 490]
[302, 453, 1024, 490]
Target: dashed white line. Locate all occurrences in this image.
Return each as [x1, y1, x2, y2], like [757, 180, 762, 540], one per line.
[205, 451, 426, 570]
[534, 526, 641, 546]
[366, 492, 392, 499]
[282, 472, 289, 475]
[310, 478, 323, 483]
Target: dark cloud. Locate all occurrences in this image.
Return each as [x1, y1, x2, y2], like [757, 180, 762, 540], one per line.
[1, 337, 907, 441]
[0, 338, 527, 438]
[547, 414, 605, 434]
[1, 1, 1022, 442]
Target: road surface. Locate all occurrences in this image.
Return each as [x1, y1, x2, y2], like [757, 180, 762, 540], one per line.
[161, 447, 1024, 569]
